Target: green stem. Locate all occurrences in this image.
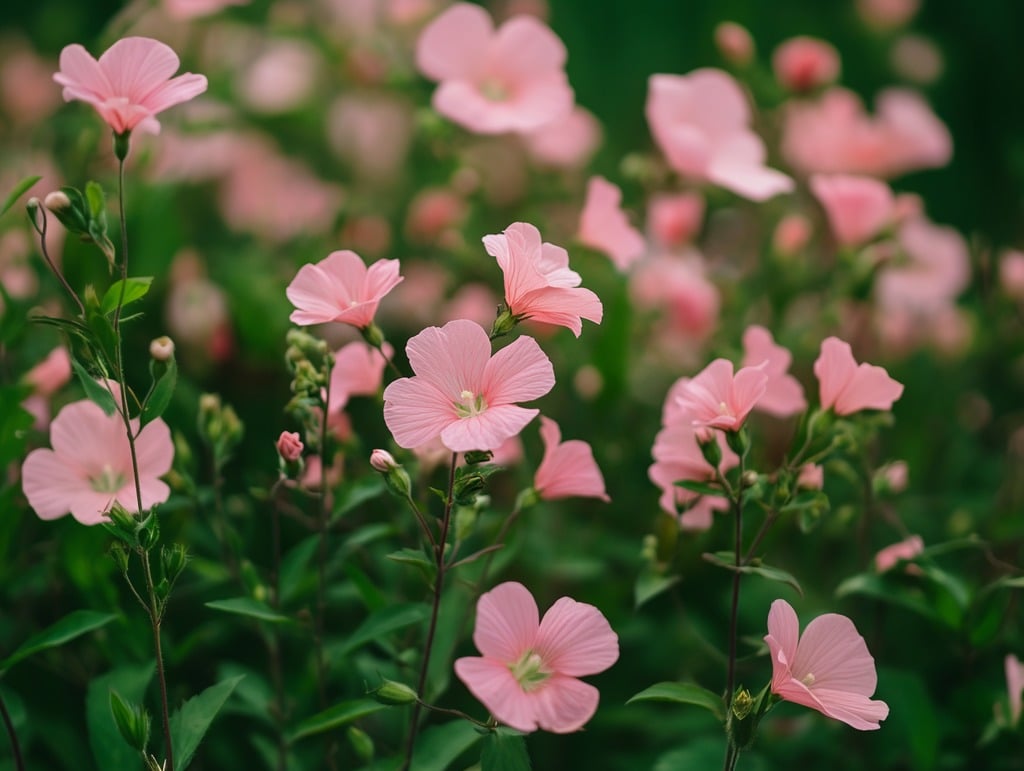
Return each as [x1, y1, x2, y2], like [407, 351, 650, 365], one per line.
[724, 453, 746, 710]
[0, 690, 24, 771]
[141, 550, 174, 771]
[31, 206, 85, 315]
[315, 373, 336, 771]
[401, 452, 459, 771]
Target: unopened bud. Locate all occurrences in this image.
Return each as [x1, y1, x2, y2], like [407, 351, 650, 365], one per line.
[370, 448, 398, 472]
[44, 190, 71, 213]
[276, 431, 304, 463]
[489, 307, 517, 339]
[160, 543, 188, 584]
[731, 688, 754, 720]
[714, 21, 755, 67]
[347, 726, 374, 763]
[360, 322, 386, 349]
[149, 336, 175, 362]
[109, 542, 131, 573]
[110, 690, 151, 753]
[370, 678, 418, 706]
[697, 433, 723, 469]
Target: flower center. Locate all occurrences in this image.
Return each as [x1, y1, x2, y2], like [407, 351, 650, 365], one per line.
[90, 464, 125, 494]
[717, 401, 732, 415]
[801, 672, 816, 686]
[480, 78, 509, 102]
[454, 389, 487, 418]
[508, 650, 550, 692]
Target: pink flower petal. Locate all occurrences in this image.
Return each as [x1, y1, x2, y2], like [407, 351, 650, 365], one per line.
[21, 449, 90, 520]
[472, 581, 539, 662]
[535, 596, 619, 677]
[440, 404, 539, 452]
[577, 176, 646, 271]
[483, 334, 555, 405]
[527, 674, 601, 733]
[415, 3, 493, 82]
[382, 377, 457, 449]
[489, 16, 566, 79]
[534, 416, 609, 502]
[454, 656, 539, 732]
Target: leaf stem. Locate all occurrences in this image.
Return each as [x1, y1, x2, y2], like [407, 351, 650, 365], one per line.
[0, 689, 24, 771]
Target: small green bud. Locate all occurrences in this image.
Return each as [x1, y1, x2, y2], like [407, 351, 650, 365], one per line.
[113, 131, 132, 161]
[110, 690, 150, 753]
[360, 322, 386, 349]
[725, 426, 750, 457]
[347, 726, 374, 763]
[160, 543, 188, 584]
[109, 542, 131, 573]
[489, 307, 518, 339]
[697, 433, 723, 468]
[370, 678, 418, 706]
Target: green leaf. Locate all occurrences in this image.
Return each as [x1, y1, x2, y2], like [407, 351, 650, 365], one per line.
[287, 699, 389, 743]
[141, 354, 177, 427]
[1, 610, 117, 672]
[84, 180, 106, 224]
[332, 475, 386, 520]
[333, 603, 430, 658]
[386, 547, 436, 582]
[634, 570, 680, 609]
[87, 663, 154, 771]
[205, 597, 291, 624]
[408, 719, 482, 771]
[1, 175, 40, 218]
[70, 357, 118, 416]
[701, 552, 803, 596]
[626, 682, 725, 722]
[481, 729, 531, 771]
[835, 573, 951, 626]
[169, 675, 244, 770]
[101, 277, 153, 315]
[279, 535, 320, 605]
[674, 479, 724, 497]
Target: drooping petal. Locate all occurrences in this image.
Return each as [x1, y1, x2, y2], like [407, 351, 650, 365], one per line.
[805, 687, 889, 730]
[534, 417, 609, 501]
[472, 581, 540, 662]
[535, 596, 619, 677]
[140, 73, 209, 116]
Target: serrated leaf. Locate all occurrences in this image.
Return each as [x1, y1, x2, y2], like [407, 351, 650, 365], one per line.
[70, 357, 118, 415]
[332, 475, 386, 520]
[101, 277, 153, 315]
[333, 603, 430, 658]
[626, 682, 724, 722]
[2, 175, 40, 218]
[701, 552, 803, 596]
[481, 729, 531, 771]
[287, 699, 388, 743]
[87, 663, 154, 771]
[205, 597, 291, 624]
[141, 354, 177, 427]
[169, 675, 244, 770]
[1, 610, 117, 672]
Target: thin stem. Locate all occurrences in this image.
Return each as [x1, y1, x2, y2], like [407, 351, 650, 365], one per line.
[31, 207, 85, 315]
[415, 699, 491, 729]
[401, 452, 458, 771]
[724, 453, 746, 710]
[405, 495, 438, 550]
[722, 739, 739, 771]
[315, 375, 336, 771]
[141, 550, 175, 771]
[0, 690, 25, 771]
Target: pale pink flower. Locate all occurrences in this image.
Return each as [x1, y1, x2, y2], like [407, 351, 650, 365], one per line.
[629, 253, 720, 341]
[53, 37, 207, 135]
[369, 448, 398, 472]
[857, 0, 919, 30]
[0, 42, 61, 126]
[1005, 654, 1024, 727]
[810, 174, 894, 247]
[1000, 250, 1024, 300]
[454, 581, 618, 733]
[782, 87, 951, 178]
[814, 337, 903, 415]
[890, 35, 944, 86]
[237, 39, 320, 115]
[415, 3, 573, 134]
[287, 251, 403, 328]
[405, 188, 467, 245]
[522, 106, 602, 169]
[577, 177, 645, 271]
[714, 22, 755, 67]
[772, 213, 813, 256]
[741, 325, 806, 418]
[276, 431, 304, 462]
[773, 36, 841, 93]
[328, 341, 391, 410]
[646, 69, 794, 201]
[23, 347, 71, 397]
[674, 359, 768, 432]
[21, 399, 173, 525]
[484, 222, 602, 337]
[876, 217, 970, 315]
[534, 416, 609, 502]
[878, 460, 908, 493]
[874, 534, 923, 572]
[649, 422, 735, 529]
[797, 463, 824, 490]
[163, 0, 248, 20]
[765, 598, 889, 730]
[328, 94, 415, 184]
[647, 192, 705, 249]
[382, 319, 554, 452]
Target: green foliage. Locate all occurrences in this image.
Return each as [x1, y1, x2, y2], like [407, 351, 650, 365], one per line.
[168, 675, 244, 770]
[0, 610, 118, 674]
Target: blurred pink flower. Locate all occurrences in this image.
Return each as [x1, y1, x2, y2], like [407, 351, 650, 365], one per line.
[327, 94, 415, 184]
[53, 36, 207, 135]
[164, 0, 248, 20]
[629, 253, 720, 341]
[0, 42, 61, 125]
[454, 581, 618, 733]
[999, 250, 1024, 300]
[442, 283, 501, 328]
[765, 599, 889, 730]
[287, 251, 403, 328]
[810, 174, 894, 247]
[329, 341, 391, 410]
[814, 336, 903, 415]
[772, 213, 813, 256]
[646, 69, 794, 201]
[577, 176, 645, 271]
[773, 36, 841, 93]
[237, 39, 320, 114]
[383, 319, 554, 452]
[276, 431, 303, 462]
[878, 460, 908, 493]
[21, 399, 173, 525]
[713, 22, 755, 67]
[405, 187, 467, 245]
[522, 106, 602, 168]
[782, 87, 951, 178]
[1005, 654, 1024, 727]
[876, 217, 969, 315]
[484, 222, 602, 337]
[647, 192, 705, 249]
[534, 416, 609, 502]
[797, 463, 824, 490]
[741, 325, 806, 418]
[415, 2, 573, 134]
[674, 359, 768, 432]
[857, 0, 919, 30]
[874, 534, 923, 572]
[23, 347, 71, 397]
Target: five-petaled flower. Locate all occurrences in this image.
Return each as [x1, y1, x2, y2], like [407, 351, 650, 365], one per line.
[484, 222, 602, 337]
[53, 36, 208, 135]
[673, 358, 768, 432]
[382, 319, 554, 452]
[764, 598, 889, 730]
[286, 251, 403, 329]
[455, 581, 619, 733]
[814, 336, 904, 415]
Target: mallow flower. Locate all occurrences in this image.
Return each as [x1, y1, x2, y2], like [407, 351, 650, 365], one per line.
[533, 416, 609, 502]
[287, 251, 402, 329]
[814, 337, 903, 415]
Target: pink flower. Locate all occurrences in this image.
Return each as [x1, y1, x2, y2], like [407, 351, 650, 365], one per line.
[814, 337, 903, 415]
[522, 106, 602, 169]
[649, 422, 735, 529]
[810, 174, 894, 247]
[383, 319, 554, 452]
[647, 192, 705, 249]
[21, 399, 173, 525]
[874, 534, 923, 572]
[276, 431, 304, 462]
[53, 37, 207, 135]
[674, 359, 769, 432]
[484, 222, 602, 337]
[23, 347, 71, 397]
[773, 213, 812, 256]
[765, 599, 889, 730]
[713, 22, 755, 67]
[876, 217, 969, 314]
[999, 250, 1024, 300]
[1005, 654, 1024, 727]
[534, 416, 609, 502]
[454, 581, 618, 733]
[772, 36, 841, 93]
[629, 254, 720, 341]
[797, 463, 824, 490]
[415, 3, 573, 134]
[329, 341, 391, 410]
[646, 69, 794, 201]
[741, 325, 807, 418]
[163, 0, 248, 20]
[577, 177, 645, 271]
[287, 251, 403, 328]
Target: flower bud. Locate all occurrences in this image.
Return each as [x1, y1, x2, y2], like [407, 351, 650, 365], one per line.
[149, 336, 175, 362]
[370, 678, 418, 706]
[369, 448, 398, 472]
[43, 190, 71, 213]
[489, 307, 518, 339]
[714, 22, 755, 67]
[347, 726, 374, 763]
[160, 543, 188, 584]
[109, 690, 151, 753]
[697, 433, 722, 469]
[276, 431, 304, 462]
